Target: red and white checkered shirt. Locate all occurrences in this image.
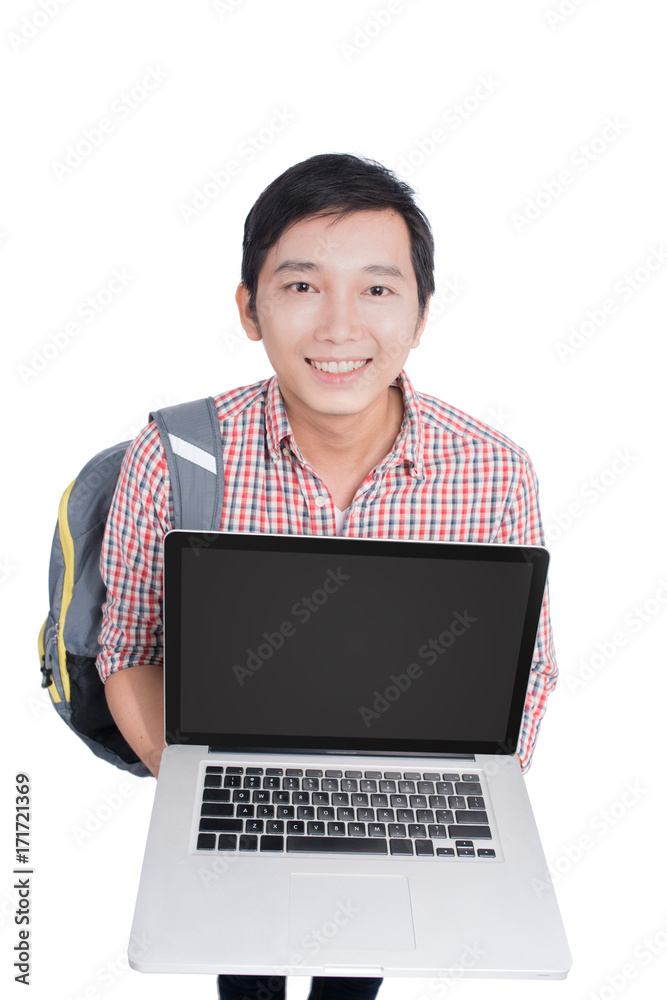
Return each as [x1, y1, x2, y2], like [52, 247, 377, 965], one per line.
[98, 368, 558, 772]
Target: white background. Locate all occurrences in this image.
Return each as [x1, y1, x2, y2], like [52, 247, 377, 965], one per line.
[2, 1, 667, 998]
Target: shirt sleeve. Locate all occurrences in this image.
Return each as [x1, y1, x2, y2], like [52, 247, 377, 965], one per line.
[96, 421, 173, 682]
[495, 451, 558, 773]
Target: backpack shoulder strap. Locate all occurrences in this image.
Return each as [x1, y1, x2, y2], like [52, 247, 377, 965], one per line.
[149, 397, 223, 530]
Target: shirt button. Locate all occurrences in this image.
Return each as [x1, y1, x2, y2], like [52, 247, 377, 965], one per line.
[282, 447, 290, 457]
[314, 495, 326, 508]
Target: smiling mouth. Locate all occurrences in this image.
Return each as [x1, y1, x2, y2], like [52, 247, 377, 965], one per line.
[306, 358, 371, 373]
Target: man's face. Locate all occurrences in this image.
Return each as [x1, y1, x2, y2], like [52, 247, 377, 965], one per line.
[236, 208, 428, 419]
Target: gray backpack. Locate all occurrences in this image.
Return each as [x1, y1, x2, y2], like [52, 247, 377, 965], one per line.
[38, 398, 224, 776]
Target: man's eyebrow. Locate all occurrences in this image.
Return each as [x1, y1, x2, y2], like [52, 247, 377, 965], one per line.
[362, 264, 405, 280]
[273, 261, 406, 279]
[273, 259, 320, 275]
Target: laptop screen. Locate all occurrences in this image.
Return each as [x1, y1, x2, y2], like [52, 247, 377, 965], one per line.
[164, 531, 549, 757]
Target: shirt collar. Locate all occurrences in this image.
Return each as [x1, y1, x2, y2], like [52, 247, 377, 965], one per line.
[265, 368, 425, 479]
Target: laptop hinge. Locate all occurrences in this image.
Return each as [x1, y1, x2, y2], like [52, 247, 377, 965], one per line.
[207, 746, 477, 760]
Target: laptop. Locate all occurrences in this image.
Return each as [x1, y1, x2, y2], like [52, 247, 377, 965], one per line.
[128, 529, 571, 980]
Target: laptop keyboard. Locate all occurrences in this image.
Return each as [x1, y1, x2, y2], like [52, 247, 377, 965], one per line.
[194, 764, 498, 860]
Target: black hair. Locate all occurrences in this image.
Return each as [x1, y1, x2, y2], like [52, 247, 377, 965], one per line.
[241, 152, 435, 321]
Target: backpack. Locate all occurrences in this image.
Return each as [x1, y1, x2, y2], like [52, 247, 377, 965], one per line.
[38, 397, 224, 776]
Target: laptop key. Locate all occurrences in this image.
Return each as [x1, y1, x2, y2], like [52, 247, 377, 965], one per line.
[448, 796, 467, 809]
[203, 788, 230, 801]
[428, 824, 448, 838]
[456, 847, 475, 857]
[205, 766, 223, 774]
[364, 771, 382, 779]
[383, 771, 401, 779]
[461, 774, 478, 782]
[403, 772, 421, 780]
[325, 770, 342, 777]
[348, 822, 366, 836]
[305, 769, 323, 777]
[246, 820, 264, 833]
[455, 810, 489, 825]
[449, 825, 492, 840]
[287, 821, 305, 834]
[468, 796, 486, 810]
[455, 781, 482, 795]
[389, 839, 414, 855]
[266, 820, 284, 834]
[307, 821, 326, 835]
[345, 770, 362, 778]
[201, 803, 234, 817]
[437, 847, 455, 857]
[197, 833, 216, 850]
[225, 766, 243, 774]
[368, 823, 386, 837]
[204, 775, 222, 787]
[217, 834, 237, 850]
[259, 835, 284, 851]
[239, 835, 258, 851]
[478, 849, 496, 858]
[327, 822, 346, 836]
[285, 768, 303, 776]
[287, 836, 387, 854]
[265, 768, 283, 776]
[408, 824, 427, 838]
[388, 823, 407, 838]
[415, 840, 434, 856]
[199, 818, 243, 832]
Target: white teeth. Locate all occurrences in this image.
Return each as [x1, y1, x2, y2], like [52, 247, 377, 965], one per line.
[309, 359, 369, 373]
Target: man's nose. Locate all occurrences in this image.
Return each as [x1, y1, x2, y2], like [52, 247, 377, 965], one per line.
[316, 291, 363, 340]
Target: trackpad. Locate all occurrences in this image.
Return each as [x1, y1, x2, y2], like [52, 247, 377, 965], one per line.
[288, 873, 415, 951]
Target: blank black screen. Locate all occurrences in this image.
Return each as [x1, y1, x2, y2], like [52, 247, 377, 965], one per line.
[176, 543, 535, 747]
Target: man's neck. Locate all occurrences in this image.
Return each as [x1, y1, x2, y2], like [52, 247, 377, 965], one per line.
[282, 385, 404, 476]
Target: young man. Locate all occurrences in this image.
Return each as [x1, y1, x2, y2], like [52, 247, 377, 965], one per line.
[98, 153, 558, 1000]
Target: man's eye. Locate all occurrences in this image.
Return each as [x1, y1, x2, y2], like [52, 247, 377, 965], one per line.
[368, 285, 390, 296]
[288, 282, 312, 293]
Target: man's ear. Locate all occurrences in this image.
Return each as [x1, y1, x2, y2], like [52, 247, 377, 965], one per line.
[235, 282, 261, 342]
[411, 295, 430, 349]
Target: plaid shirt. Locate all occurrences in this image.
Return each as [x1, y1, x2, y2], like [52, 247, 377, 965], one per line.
[98, 368, 558, 772]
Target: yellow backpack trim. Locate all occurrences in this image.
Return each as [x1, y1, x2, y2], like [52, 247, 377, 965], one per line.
[55, 478, 77, 702]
